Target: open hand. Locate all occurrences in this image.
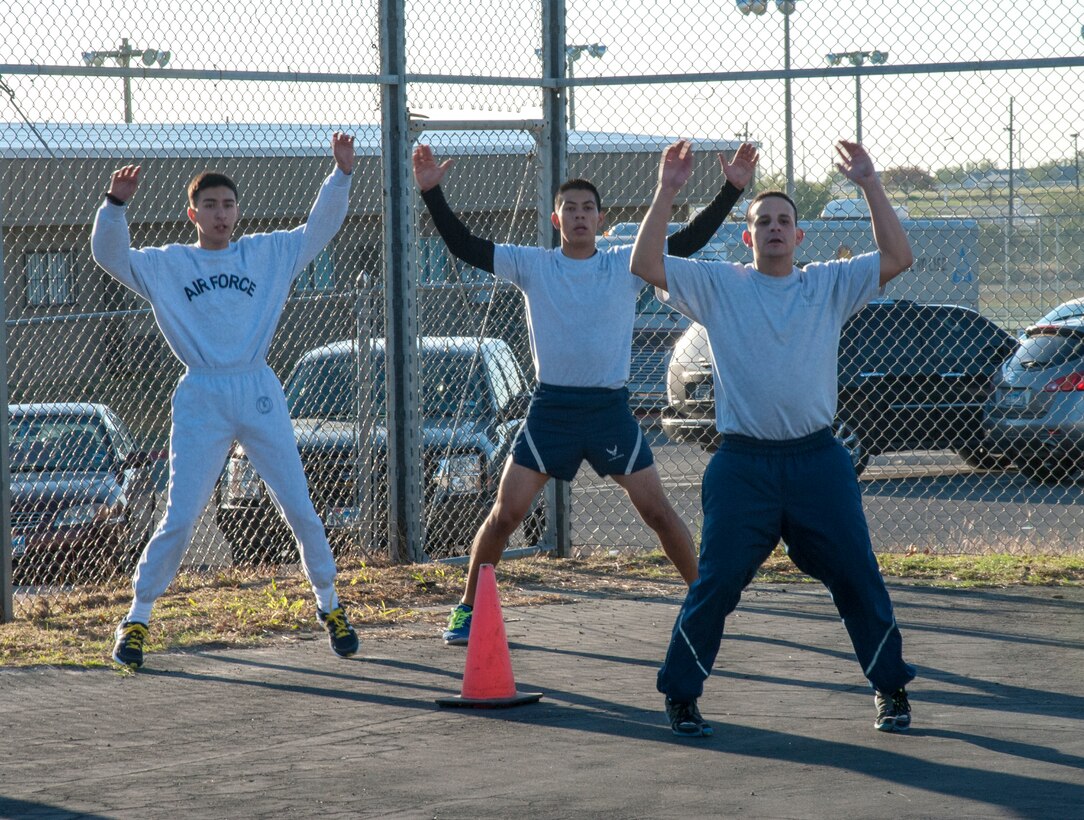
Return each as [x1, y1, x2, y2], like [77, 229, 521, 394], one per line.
[332, 132, 355, 175]
[107, 165, 141, 204]
[835, 141, 877, 186]
[659, 140, 694, 193]
[719, 142, 759, 190]
[412, 144, 454, 192]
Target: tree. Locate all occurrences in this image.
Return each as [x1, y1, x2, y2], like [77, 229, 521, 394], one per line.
[882, 166, 936, 194]
[755, 173, 833, 221]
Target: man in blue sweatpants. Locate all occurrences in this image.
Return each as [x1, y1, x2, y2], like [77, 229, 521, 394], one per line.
[631, 139, 917, 737]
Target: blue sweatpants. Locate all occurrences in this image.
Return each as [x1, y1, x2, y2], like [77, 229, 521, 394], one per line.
[657, 428, 915, 702]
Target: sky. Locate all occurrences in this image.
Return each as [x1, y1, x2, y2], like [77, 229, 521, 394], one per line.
[1, 0, 1082, 180]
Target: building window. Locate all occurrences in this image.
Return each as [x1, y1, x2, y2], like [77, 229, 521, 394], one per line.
[25, 251, 75, 306]
[294, 246, 335, 293]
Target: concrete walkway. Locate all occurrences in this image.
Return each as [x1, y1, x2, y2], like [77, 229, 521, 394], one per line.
[2, 583, 1082, 819]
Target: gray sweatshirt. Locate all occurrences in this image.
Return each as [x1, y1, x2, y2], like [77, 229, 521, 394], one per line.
[91, 169, 351, 372]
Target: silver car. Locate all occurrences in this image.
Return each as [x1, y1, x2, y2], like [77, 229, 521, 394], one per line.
[985, 319, 1084, 482]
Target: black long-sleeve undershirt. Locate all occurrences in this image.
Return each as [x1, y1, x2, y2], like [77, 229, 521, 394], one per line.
[419, 180, 745, 273]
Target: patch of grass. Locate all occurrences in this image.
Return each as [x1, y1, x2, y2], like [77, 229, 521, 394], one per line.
[2, 549, 1081, 669]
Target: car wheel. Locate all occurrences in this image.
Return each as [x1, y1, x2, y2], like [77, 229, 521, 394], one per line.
[832, 417, 869, 476]
[953, 441, 1013, 471]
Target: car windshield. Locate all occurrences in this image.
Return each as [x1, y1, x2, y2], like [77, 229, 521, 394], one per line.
[285, 350, 490, 420]
[1010, 330, 1084, 372]
[8, 414, 111, 472]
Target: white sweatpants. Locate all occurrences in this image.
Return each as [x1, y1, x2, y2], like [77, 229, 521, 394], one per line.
[129, 364, 338, 619]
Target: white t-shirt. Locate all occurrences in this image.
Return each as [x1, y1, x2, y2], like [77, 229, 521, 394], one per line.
[494, 244, 643, 389]
[658, 252, 881, 440]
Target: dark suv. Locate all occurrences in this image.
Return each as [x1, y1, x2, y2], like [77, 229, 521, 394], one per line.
[662, 300, 1016, 474]
[215, 336, 540, 562]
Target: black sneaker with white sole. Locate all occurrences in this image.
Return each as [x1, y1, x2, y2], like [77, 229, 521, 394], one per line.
[666, 697, 714, 738]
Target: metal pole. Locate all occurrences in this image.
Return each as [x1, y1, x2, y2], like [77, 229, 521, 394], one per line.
[121, 38, 133, 124]
[855, 73, 862, 145]
[1073, 132, 1080, 193]
[783, 12, 794, 197]
[1008, 97, 1015, 244]
[540, 0, 571, 557]
[567, 53, 575, 131]
[380, 0, 425, 563]
[0, 172, 13, 621]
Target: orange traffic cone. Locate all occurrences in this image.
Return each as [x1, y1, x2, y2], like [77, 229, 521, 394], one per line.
[436, 564, 543, 708]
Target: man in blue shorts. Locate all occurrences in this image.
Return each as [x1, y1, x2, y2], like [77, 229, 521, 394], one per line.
[413, 141, 759, 645]
[631, 139, 917, 737]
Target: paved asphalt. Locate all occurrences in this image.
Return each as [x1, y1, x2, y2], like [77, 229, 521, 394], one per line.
[2, 582, 1082, 819]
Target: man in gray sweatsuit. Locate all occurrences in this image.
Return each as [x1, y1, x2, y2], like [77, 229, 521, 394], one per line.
[92, 132, 360, 668]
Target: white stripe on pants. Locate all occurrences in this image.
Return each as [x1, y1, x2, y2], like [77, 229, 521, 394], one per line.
[131, 365, 337, 611]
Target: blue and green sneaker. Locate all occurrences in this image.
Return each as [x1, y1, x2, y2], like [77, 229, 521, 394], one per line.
[442, 603, 472, 645]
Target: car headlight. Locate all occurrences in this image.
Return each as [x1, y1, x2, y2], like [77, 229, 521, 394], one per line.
[54, 500, 124, 528]
[224, 452, 265, 501]
[433, 453, 483, 495]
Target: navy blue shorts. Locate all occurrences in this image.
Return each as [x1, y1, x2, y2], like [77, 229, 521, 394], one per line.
[511, 383, 654, 481]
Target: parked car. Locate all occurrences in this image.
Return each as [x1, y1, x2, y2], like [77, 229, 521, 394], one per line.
[662, 300, 1017, 475]
[985, 319, 1084, 482]
[821, 197, 909, 220]
[1032, 297, 1084, 330]
[628, 289, 690, 413]
[215, 336, 541, 563]
[8, 403, 159, 584]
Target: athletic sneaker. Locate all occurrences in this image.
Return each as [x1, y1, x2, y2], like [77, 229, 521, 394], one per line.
[442, 603, 472, 646]
[318, 607, 360, 657]
[666, 697, 714, 738]
[112, 620, 149, 669]
[874, 688, 912, 733]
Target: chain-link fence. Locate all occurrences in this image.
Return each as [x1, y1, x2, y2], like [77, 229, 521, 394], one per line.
[3, 1, 1084, 617]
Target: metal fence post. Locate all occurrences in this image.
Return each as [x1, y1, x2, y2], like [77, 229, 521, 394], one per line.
[1, 185, 12, 620]
[380, 0, 426, 563]
[539, 0, 572, 559]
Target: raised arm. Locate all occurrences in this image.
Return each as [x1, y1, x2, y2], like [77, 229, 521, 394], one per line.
[293, 132, 354, 267]
[91, 164, 144, 293]
[631, 140, 694, 291]
[835, 141, 913, 285]
[666, 142, 759, 257]
[413, 143, 495, 273]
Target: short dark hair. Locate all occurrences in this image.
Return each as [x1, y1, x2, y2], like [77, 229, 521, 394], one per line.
[187, 172, 238, 207]
[746, 190, 798, 223]
[555, 178, 602, 211]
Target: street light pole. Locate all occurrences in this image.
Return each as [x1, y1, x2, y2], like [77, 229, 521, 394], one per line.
[738, 1, 798, 198]
[534, 43, 606, 131]
[1072, 132, 1080, 193]
[82, 38, 171, 123]
[825, 50, 888, 146]
[565, 44, 606, 131]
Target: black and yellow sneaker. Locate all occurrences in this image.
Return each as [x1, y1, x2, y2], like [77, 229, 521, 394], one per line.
[318, 607, 360, 657]
[874, 688, 912, 733]
[666, 697, 714, 738]
[112, 620, 149, 669]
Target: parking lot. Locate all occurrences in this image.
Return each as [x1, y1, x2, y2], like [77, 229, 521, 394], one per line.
[574, 432, 1084, 556]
